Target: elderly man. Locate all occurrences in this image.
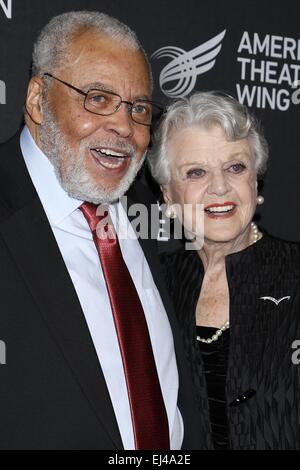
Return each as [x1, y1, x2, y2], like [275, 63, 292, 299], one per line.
[0, 11, 201, 450]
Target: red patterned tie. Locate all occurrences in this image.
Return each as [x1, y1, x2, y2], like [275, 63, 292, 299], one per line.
[80, 202, 170, 450]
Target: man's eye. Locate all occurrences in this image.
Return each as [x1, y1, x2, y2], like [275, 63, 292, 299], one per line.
[228, 163, 246, 173]
[132, 103, 150, 115]
[186, 168, 206, 178]
[87, 92, 108, 105]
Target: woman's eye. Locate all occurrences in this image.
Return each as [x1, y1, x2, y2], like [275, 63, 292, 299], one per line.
[228, 163, 246, 173]
[186, 168, 206, 178]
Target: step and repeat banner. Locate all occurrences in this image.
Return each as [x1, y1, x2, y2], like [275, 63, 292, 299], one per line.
[1, 0, 300, 240]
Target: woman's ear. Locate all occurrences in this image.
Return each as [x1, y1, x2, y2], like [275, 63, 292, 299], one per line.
[160, 185, 172, 205]
[25, 76, 44, 125]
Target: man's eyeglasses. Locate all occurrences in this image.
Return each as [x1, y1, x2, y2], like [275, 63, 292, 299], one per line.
[43, 73, 164, 126]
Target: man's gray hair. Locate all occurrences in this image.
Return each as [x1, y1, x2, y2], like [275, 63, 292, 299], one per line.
[148, 91, 269, 185]
[32, 10, 152, 83]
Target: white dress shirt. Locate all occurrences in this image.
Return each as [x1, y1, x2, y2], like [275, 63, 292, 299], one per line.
[20, 126, 183, 450]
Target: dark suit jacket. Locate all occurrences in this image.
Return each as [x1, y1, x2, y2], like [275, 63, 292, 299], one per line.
[0, 133, 202, 450]
[162, 234, 300, 449]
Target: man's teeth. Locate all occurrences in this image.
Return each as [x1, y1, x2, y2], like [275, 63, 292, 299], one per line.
[100, 159, 124, 168]
[92, 148, 129, 168]
[98, 148, 127, 158]
[206, 205, 235, 213]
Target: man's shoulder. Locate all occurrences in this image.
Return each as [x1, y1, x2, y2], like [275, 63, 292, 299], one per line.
[0, 131, 21, 159]
[0, 130, 37, 221]
[126, 179, 159, 207]
[0, 133, 20, 216]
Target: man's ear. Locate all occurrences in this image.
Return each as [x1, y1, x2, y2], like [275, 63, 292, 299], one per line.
[25, 77, 44, 125]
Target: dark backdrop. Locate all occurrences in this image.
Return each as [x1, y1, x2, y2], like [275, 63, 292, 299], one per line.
[1, 0, 300, 240]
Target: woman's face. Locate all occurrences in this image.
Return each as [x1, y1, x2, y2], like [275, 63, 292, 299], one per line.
[162, 124, 258, 245]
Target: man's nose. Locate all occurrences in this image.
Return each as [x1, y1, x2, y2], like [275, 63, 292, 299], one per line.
[207, 170, 230, 196]
[103, 103, 134, 138]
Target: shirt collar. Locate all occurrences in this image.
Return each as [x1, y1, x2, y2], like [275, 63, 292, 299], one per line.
[20, 126, 82, 226]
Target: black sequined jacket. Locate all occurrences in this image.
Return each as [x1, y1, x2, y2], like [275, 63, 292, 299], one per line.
[161, 233, 300, 450]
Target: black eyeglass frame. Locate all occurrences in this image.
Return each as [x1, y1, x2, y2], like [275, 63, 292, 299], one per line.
[43, 72, 164, 127]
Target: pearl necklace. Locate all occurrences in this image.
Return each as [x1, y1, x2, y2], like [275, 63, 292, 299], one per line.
[196, 222, 262, 344]
[196, 320, 230, 344]
[250, 221, 262, 244]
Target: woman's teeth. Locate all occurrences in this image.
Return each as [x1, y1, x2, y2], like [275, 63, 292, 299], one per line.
[205, 205, 235, 213]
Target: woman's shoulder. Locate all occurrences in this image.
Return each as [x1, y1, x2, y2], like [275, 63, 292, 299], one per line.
[260, 232, 300, 257]
[252, 231, 300, 276]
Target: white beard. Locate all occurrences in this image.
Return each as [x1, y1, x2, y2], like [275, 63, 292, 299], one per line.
[39, 100, 146, 204]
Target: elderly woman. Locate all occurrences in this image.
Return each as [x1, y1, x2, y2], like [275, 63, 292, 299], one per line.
[148, 91, 300, 450]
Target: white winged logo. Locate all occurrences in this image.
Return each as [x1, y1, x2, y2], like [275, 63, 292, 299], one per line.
[151, 30, 226, 98]
[259, 296, 291, 306]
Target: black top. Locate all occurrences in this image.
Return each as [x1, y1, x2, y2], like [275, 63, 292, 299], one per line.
[197, 327, 230, 450]
[161, 234, 300, 449]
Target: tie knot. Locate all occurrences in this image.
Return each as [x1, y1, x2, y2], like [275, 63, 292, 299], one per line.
[80, 202, 116, 242]
[80, 202, 108, 232]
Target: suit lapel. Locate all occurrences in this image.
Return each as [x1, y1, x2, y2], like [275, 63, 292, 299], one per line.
[0, 135, 122, 449]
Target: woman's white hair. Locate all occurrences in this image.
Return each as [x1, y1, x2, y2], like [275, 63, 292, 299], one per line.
[148, 91, 269, 185]
[32, 10, 152, 85]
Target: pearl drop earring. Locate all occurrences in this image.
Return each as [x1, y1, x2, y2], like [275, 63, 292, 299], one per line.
[257, 195, 264, 205]
[165, 206, 177, 219]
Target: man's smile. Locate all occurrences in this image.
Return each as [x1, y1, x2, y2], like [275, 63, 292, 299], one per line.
[90, 147, 131, 172]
